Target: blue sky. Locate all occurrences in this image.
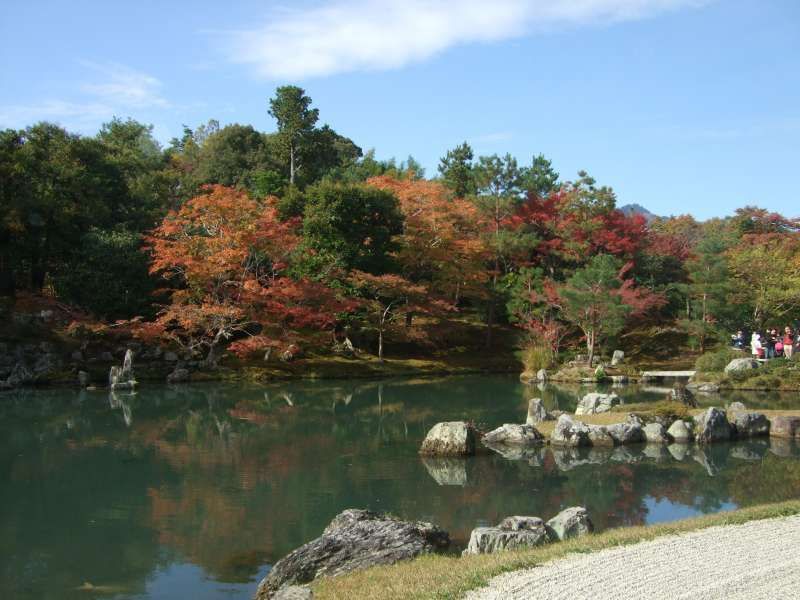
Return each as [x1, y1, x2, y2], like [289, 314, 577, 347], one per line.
[1, 0, 798, 219]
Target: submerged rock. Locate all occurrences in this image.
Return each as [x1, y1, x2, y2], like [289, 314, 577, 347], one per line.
[694, 407, 732, 444]
[256, 509, 449, 599]
[419, 421, 477, 456]
[575, 392, 620, 416]
[483, 424, 544, 446]
[551, 415, 591, 447]
[463, 516, 550, 555]
[546, 507, 593, 541]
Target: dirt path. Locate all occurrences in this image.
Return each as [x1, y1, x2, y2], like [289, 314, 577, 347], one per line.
[465, 515, 800, 600]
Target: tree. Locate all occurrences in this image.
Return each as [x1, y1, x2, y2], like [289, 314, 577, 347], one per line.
[437, 142, 476, 197]
[521, 153, 559, 198]
[554, 254, 631, 367]
[268, 86, 319, 185]
[301, 182, 403, 275]
[148, 185, 343, 364]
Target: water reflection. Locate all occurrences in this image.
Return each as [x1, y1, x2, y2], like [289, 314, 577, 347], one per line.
[0, 376, 799, 600]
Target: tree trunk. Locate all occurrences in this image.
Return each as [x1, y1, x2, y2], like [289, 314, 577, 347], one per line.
[586, 329, 595, 368]
[378, 327, 384, 362]
[289, 142, 296, 185]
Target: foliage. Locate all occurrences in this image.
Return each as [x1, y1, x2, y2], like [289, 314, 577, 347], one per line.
[693, 346, 744, 373]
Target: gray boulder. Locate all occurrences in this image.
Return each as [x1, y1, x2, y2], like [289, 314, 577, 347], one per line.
[769, 416, 800, 439]
[109, 349, 137, 390]
[546, 507, 593, 541]
[732, 412, 770, 438]
[256, 509, 449, 599]
[643, 422, 670, 444]
[526, 398, 549, 425]
[728, 401, 747, 411]
[463, 516, 550, 555]
[575, 392, 620, 416]
[605, 415, 645, 445]
[611, 350, 625, 366]
[687, 382, 720, 394]
[724, 358, 760, 374]
[550, 415, 591, 447]
[419, 421, 477, 456]
[483, 424, 544, 447]
[587, 425, 615, 447]
[694, 407, 732, 443]
[166, 367, 190, 384]
[667, 419, 694, 443]
[536, 369, 548, 382]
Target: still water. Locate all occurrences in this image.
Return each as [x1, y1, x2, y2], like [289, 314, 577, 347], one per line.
[1, 376, 799, 599]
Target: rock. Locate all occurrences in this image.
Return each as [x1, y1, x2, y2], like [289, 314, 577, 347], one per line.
[536, 369, 548, 382]
[166, 367, 190, 384]
[731, 412, 770, 438]
[687, 382, 720, 394]
[463, 517, 550, 555]
[724, 358, 760, 374]
[255, 509, 449, 599]
[6, 362, 34, 387]
[667, 419, 694, 443]
[273, 586, 313, 600]
[611, 350, 625, 366]
[109, 349, 137, 391]
[587, 425, 615, 447]
[643, 422, 670, 444]
[550, 415, 591, 447]
[526, 398, 549, 425]
[545, 507, 593, 541]
[421, 457, 467, 486]
[78, 371, 90, 387]
[483, 424, 544, 446]
[769, 416, 800, 439]
[164, 351, 179, 362]
[575, 392, 620, 416]
[728, 401, 747, 411]
[694, 407, 732, 444]
[419, 422, 477, 456]
[669, 384, 697, 408]
[605, 415, 645, 445]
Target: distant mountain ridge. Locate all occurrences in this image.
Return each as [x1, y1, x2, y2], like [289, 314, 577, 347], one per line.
[618, 203, 658, 222]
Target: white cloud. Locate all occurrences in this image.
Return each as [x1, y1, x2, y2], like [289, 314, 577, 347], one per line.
[80, 62, 170, 109]
[229, 0, 709, 79]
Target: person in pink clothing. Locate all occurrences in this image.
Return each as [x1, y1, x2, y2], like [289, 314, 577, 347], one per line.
[784, 326, 795, 359]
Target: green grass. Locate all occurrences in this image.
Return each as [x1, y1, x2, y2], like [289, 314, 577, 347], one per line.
[311, 499, 800, 600]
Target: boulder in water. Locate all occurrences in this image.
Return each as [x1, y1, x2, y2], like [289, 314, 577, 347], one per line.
[605, 415, 645, 445]
[419, 422, 477, 456]
[694, 407, 732, 443]
[526, 398, 549, 425]
[550, 415, 591, 447]
[667, 419, 694, 443]
[483, 424, 544, 446]
[732, 412, 770, 438]
[109, 349, 136, 390]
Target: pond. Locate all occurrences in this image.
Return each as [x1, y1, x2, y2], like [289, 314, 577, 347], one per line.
[1, 376, 799, 599]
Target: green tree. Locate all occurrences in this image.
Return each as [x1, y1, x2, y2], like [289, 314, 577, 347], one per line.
[302, 182, 403, 275]
[268, 86, 319, 185]
[556, 254, 631, 367]
[438, 142, 476, 197]
[521, 153, 559, 198]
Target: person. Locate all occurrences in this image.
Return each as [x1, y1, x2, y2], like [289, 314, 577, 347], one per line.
[785, 326, 795, 359]
[732, 330, 746, 349]
[751, 332, 762, 359]
[765, 329, 776, 359]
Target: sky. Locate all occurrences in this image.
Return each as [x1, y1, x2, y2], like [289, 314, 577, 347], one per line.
[1, 0, 798, 219]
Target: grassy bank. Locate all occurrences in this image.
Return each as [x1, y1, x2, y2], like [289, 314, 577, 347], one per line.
[311, 499, 800, 600]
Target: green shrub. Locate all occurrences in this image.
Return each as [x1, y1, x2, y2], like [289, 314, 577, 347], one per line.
[694, 346, 744, 373]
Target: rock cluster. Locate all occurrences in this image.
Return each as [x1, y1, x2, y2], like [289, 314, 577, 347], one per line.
[575, 392, 620, 415]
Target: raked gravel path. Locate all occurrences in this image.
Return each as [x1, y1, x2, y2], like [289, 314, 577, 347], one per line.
[464, 514, 800, 600]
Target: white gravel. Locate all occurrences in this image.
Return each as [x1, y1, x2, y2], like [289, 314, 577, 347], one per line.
[465, 515, 800, 600]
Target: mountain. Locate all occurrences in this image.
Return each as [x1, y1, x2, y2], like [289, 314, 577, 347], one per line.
[618, 203, 658, 222]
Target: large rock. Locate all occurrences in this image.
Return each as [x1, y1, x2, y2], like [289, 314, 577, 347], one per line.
[526, 398, 549, 425]
[611, 350, 625, 366]
[587, 425, 615, 447]
[545, 507, 594, 541]
[575, 392, 620, 415]
[550, 415, 591, 447]
[483, 424, 544, 447]
[109, 349, 137, 390]
[669, 385, 697, 408]
[687, 382, 720, 394]
[731, 412, 770, 438]
[463, 517, 550, 555]
[605, 415, 645, 445]
[643, 422, 670, 444]
[419, 422, 477, 456]
[667, 419, 694, 443]
[256, 509, 449, 599]
[694, 407, 732, 443]
[769, 416, 800, 439]
[724, 358, 760, 374]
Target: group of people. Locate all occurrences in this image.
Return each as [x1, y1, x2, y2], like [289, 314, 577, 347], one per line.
[732, 327, 798, 359]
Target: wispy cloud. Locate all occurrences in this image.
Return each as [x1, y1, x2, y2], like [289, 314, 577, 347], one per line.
[228, 0, 709, 79]
[0, 62, 169, 131]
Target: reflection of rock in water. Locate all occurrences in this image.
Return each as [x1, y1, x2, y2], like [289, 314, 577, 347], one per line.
[484, 442, 544, 466]
[730, 441, 768, 461]
[642, 444, 669, 462]
[421, 457, 468, 486]
[692, 446, 721, 476]
[668, 443, 691, 462]
[769, 438, 794, 458]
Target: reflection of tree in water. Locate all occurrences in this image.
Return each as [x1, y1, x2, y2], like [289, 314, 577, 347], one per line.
[1, 377, 799, 598]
